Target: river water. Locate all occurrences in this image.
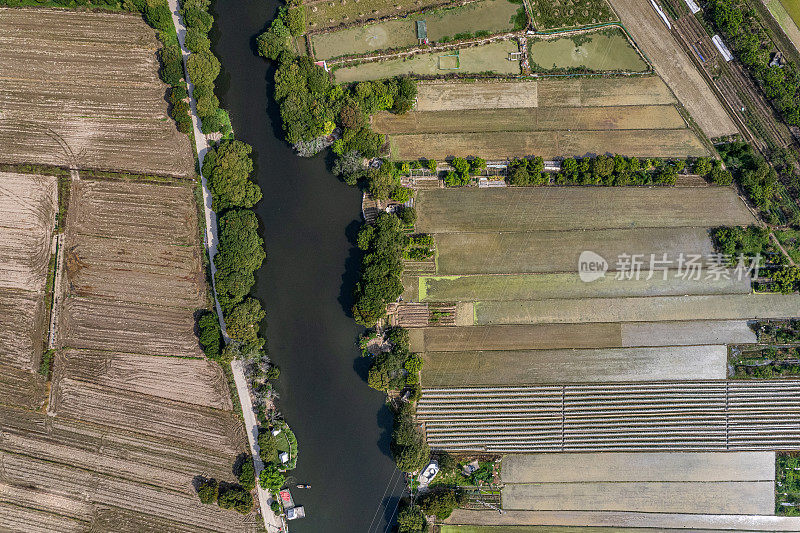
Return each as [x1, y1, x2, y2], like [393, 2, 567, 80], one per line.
[212, 1, 404, 531]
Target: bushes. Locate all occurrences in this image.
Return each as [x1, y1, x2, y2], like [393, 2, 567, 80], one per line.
[397, 503, 427, 533]
[214, 209, 266, 309]
[159, 44, 184, 86]
[259, 462, 286, 491]
[352, 213, 405, 326]
[217, 483, 254, 514]
[225, 297, 266, 344]
[417, 487, 468, 520]
[185, 26, 211, 53]
[391, 403, 430, 472]
[718, 141, 778, 212]
[198, 310, 222, 359]
[236, 457, 256, 491]
[203, 141, 261, 211]
[196, 477, 219, 504]
[143, 0, 173, 33]
[285, 5, 306, 36]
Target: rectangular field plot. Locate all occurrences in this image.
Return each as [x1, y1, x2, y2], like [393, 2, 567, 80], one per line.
[529, 0, 616, 29]
[55, 349, 232, 411]
[421, 345, 727, 386]
[0, 362, 47, 410]
[502, 481, 773, 514]
[609, 0, 737, 138]
[0, 9, 193, 176]
[501, 452, 775, 483]
[308, 0, 450, 30]
[415, 81, 539, 110]
[413, 321, 755, 351]
[372, 105, 684, 134]
[311, 0, 520, 60]
[390, 128, 708, 160]
[529, 28, 647, 72]
[415, 188, 755, 233]
[333, 40, 520, 82]
[474, 293, 800, 325]
[417, 272, 751, 301]
[433, 228, 713, 274]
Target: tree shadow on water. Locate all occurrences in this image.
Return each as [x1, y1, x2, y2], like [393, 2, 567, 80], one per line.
[338, 219, 363, 317]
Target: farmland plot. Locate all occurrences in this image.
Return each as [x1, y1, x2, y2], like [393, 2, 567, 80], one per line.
[0, 172, 57, 371]
[529, 0, 616, 29]
[0, 363, 47, 410]
[415, 188, 755, 233]
[432, 227, 714, 274]
[420, 345, 727, 386]
[308, 0, 452, 30]
[333, 40, 520, 82]
[389, 128, 708, 159]
[312, 0, 521, 60]
[413, 321, 755, 351]
[417, 272, 751, 301]
[502, 481, 773, 514]
[54, 349, 232, 410]
[0, 9, 193, 176]
[414, 76, 676, 111]
[528, 28, 647, 72]
[372, 105, 684, 134]
[473, 293, 800, 325]
[607, 0, 737, 138]
[501, 451, 775, 483]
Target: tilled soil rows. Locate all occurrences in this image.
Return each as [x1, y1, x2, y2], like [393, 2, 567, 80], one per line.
[0, 8, 194, 176]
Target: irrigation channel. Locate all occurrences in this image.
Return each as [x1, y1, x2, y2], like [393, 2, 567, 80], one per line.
[212, 1, 404, 531]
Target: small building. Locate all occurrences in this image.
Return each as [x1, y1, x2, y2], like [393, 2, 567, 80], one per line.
[279, 451, 290, 464]
[287, 506, 306, 520]
[416, 20, 428, 44]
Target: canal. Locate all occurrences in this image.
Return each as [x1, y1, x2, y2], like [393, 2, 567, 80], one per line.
[211, 1, 404, 531]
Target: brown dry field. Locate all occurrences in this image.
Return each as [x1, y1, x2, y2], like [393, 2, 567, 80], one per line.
[414, 77, 676, 111]
[412, 320, 756, 351]
[391, 129, 709, 160]
[414, 272, 751, 301]
[55, 349, 232, 411]
[420, 345, 727, 385]
[433, 227, 713, 274]
[474, 293, 800, 325]
[0, 8, 193, 176]
[372, 105, 685, 134]
[502, 481, 773, 515]
[0, 172, 57, 371]
[0, 172, 57, 292]
[415, 188, 756, 233]
[0, 363, 47, 410]
[608, 0, 737, 138]
[501, 452, 775, 483]
[445, 509, 800, 529]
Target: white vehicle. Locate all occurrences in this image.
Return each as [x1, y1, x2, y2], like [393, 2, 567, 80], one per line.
[418, 461, 440, 486]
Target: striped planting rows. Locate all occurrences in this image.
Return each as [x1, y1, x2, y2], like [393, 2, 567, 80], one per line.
[418, 381, 800, 452]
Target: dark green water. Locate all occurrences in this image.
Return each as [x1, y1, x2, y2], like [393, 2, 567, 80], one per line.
[212, 1, 404, 531]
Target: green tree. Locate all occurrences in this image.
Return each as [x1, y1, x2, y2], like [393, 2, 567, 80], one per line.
[225, 298, 265, 344]
[183, 7, 213, 32]
[391, 404, 430, 472]
[194, 84, 219, 117]
[160, 44, 184, 86]
[257, 18, 292, 60]
[285, 6, 307, 36]
[237, 458, 256, 491]
[185, 26, 211, 53]
[391, 187, 413, 203]
[397, 504, 427, 533]
[187, 51, 221, 86]
[196, 477, 218, 504]
[198, 311, 222, 359]
[204, 141, 262, 210]
[144, 0, 173, 32]
[258, 429, 278, 463]
[217, 483, 253, 514]
[259, 463, 286, 491]
[693, 157, 713, 176]
[417, 488, 467, 520]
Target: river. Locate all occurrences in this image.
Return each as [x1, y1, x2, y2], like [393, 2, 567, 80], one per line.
[211, 1, 404, 531]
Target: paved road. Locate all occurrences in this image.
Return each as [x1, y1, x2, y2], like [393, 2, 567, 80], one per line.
[167, 1, 286, 530]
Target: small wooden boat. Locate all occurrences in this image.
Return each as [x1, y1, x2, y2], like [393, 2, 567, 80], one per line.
[296, 484, 311, 489]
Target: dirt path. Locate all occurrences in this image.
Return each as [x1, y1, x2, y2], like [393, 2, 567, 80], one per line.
[771, 232, 797, 266]
[167, 1, 286, 530]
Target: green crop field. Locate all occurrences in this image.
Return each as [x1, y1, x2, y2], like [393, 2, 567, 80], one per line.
[311, 0, 521, 60]
[414, 188, 756, 233]
[766, 0, 800, 51]
[332, 40, 520, 82]
[307, 0, 450, 30]
[417, 271, 751, 301]
[528, 0, 616, 29]
[529, 28, 648, 72]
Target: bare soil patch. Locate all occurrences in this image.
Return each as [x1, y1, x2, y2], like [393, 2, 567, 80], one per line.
[390, 129, 708, 159]
[0, 8, 193, 176]
[607, 0, 737, 138]
[415, 188, 755, 233]
[373, 105, 684, 133]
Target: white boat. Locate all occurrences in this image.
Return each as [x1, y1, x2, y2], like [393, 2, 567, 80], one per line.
[417, 461, 439, 487]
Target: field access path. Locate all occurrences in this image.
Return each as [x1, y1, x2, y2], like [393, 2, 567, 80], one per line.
[167, 1, 284, 530]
